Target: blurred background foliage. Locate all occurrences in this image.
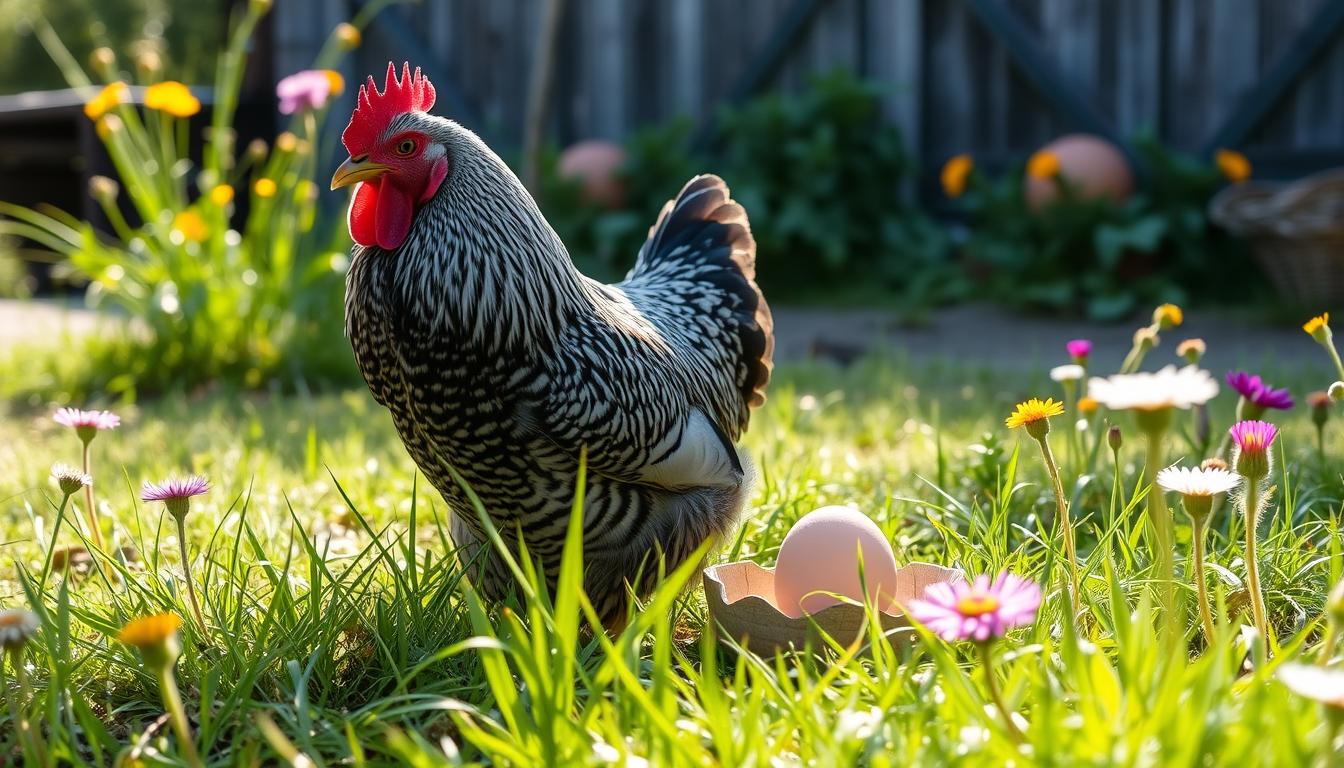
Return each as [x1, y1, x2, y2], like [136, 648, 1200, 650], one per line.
[0, 0, 224, 94]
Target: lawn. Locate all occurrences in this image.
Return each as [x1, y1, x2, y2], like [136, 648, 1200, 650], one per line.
[1, 353, 1342, 765]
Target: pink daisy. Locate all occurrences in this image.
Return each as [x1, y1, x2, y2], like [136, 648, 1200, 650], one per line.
[140, 476, 210, 519]
[1229, 419, 1278, 455]
[53, 407, 120, 443]
[907, 572, 1041, 642]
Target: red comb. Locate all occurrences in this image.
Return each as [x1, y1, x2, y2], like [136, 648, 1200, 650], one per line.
[341, 62, 437, 154]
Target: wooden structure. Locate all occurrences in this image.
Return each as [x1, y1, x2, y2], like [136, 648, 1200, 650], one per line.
[270, 0, 1344, 179]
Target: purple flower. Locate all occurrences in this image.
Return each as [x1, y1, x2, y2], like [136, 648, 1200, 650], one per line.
[276, 70, 342, 115]
[1066, 339, 1092, 361]
[53, 407, 120, 443]
[1229, 420, 1278, 456]
[1226, 371, 1294, 410]
[906, 572, 1041, 642]
[141, 476, 210, 519]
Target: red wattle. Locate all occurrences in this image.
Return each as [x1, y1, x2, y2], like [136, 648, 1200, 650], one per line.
[374, 181, 414, 250]
[349, 181, 379, 247]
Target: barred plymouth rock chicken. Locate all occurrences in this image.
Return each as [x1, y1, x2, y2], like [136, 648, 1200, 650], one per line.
[332, 63, 773, 622]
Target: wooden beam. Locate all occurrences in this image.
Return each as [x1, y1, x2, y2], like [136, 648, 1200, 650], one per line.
[1202, 0, 1344, 155]
[963, 0, 1128, 152]
[353, 1, 489, 140]
[692, 0, 834, 148]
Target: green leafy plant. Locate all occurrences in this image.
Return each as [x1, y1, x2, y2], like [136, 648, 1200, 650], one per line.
[0, 2, 386, 400]
[951, 134, 1251, 321]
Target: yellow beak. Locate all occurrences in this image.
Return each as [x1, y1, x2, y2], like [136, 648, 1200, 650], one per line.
[330, 157, 390, 190]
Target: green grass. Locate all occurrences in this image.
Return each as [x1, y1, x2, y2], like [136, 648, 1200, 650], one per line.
[1, 357, 1342, 765]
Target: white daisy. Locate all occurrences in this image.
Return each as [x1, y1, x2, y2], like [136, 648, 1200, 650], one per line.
[1156, 466, 1241, 497]
[1049, 364, 1085, 383]
[1087, 365, 1219, 411]
[1278, 663, 1344, 707]
[0, 608, 39, 650]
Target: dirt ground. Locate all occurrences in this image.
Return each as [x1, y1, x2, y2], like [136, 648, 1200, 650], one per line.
[0, 298, 1329, 373]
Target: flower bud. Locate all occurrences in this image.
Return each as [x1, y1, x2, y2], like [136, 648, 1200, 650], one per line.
[1153, 303, 1183, 330]
[89, 47, 116, 78]
[246, 138, 268, 161]
[51, 463, 92, 497]
[1309, 391, 1331, 428]
[1201, 457, 1229, 472]
[135, 48, 162, 77]
[1176, 338, 1206, 365]
[88, 175, 119, 203]
[1107, 425, 1122, 451]
[1331, 381, 1344, 403]
[118, 613, 182, 672]
[1134, 326, 1160, 352]
[334, 23, 361, 50]
[1233, 446, 1270, 481]
[275, 132, 298, 153]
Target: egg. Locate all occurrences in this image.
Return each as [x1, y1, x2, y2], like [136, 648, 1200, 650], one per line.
[772, 506, 900, 618]
[557, 140, 627, 209]
[1024, 133, 1134, 211]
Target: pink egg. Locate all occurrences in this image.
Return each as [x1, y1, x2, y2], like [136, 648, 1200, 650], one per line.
[772, 506, 900, 618]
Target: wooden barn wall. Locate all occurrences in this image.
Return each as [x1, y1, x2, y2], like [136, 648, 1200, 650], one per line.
[276, 0, 1344, 172]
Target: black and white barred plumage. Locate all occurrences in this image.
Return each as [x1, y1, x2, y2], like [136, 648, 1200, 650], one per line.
[344, 113, 773, 622]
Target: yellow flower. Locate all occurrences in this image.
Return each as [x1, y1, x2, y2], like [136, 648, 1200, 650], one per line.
[209, 184, 235, 206]
[1077, 396, 1098, 415]
[1005, 397, 1065, 429]
[118, 612, 181, 649]
[1304, 312, 1331, 344]
[323, 70, 345, 97]
[1153, 303, 1183, 330]
[275, 132, 298, 153]
[1027, 150, 1061, 180]
[172, 211, 208, 242]
[940, 154, 973, 198]
[84, 81, 127, 121]
[335, 22, 361, 50]
[1215, 149, 1251, 183]
[145, 81, 201, 118]
[254, 178, 277, 198]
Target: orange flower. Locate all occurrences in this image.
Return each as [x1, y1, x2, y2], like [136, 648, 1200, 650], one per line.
[118, 612, 182, 648]
[323, 70, 345, 97]
[1215, 149, 1251, 183]
[172, 211, 208, 243]
[145, 81, 201, 118]
[940, 154, 973, 198]
[1026, 150, 1061, 180]
[1304, 312, 1330, 340]
[1077, 396, 1098, 415]
[84, 82, 127, 121]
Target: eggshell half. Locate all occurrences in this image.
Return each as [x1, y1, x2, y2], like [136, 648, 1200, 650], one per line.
[772, 506, 900, 618]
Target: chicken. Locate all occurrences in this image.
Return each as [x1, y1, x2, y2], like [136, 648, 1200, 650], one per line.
[332, 63, 773, 623]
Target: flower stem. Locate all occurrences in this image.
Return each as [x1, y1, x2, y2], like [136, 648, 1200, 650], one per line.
[979, 642, 1024, 744]
[80, 442, 105, 550]
[1242, 476, 1270, 653]
[1190, 517, 1216, 643]
[176, 516, 208, 635]
[1142, 423, 1178, 641]
[1034, 434, 1081, 618]
[1324, 338, 1344, 381]
[1319, 623, 1340, 666]
[40, 495, 71, 590]
[158, 666, 203, 768]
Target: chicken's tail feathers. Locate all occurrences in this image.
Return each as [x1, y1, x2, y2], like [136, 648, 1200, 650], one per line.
[628, 174, 774, 414]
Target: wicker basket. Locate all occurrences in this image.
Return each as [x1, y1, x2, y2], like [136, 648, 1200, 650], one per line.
[1209, 169, 1344, 304]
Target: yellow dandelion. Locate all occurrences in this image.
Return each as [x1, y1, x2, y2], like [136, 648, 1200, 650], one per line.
[1077, 396, 1098, 415]
[117, 612, 181, 649]
[1153, 303, 1183, 330]
[1027, 150, 1061, 180]
[1215, 149, 1251, 183]
[335, 22, 362, 50]
[940, 154, 973, 198]
[209, 184, 234, 206]
[254, 178, 277, 198]
[84, 81, 128, 121]
[322, 69, 345, 97]
[1005, 397, 1065, 429]
[172, 210, 208, 243]
[145, 81, 201, 118]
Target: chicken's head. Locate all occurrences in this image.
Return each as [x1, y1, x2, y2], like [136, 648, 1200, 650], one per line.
[331, 62, 449, 250]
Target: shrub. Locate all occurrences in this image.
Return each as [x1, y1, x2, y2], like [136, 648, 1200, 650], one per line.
[0, 3, 370, 400]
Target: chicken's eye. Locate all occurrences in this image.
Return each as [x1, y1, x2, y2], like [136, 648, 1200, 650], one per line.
[394, 138, 417, 156]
